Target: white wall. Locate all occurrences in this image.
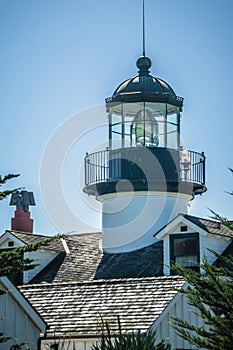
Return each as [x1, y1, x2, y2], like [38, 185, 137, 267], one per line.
[151, 293, 205, 350]
[100, 191, 190, 253]
[163, 223, 231, 275]
[24, 250, 59, 283]
[0, 279, 44, 350]
[40, 337, 98, 350]
[200, 234, 231, 266]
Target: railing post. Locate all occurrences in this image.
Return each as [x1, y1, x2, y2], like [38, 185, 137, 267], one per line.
[201, 152, 205, 185]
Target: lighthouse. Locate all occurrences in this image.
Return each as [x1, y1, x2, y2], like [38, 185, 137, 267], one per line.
[83, 55, 206, 253]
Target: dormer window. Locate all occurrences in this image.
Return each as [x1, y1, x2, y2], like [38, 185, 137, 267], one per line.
[180, 225, 188, 232]
[170, 233, 199, 271]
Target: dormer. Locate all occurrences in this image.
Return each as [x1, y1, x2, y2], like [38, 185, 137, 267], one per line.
[155, 214, 233, 275]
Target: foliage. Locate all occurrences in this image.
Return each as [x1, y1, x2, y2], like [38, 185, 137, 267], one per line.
[171, 251, 233, 350]
[92, 316, 171, 350]
[0, 329, 11, 344]
[209, 167, 233, 230]
[0, 235, 61, 277]
[0, 174, 20, 200]
[209, 209, 233, 230]
[172, 167, 233, 349]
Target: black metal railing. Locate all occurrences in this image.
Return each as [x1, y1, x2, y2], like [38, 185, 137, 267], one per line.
[179, 148, 205, 185]
[84, 148, 205, 188]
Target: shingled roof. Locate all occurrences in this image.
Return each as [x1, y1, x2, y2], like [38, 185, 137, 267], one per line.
[29, 215, 233, 284]
[155, 214, 233, 239]
[6, 230, 64, 251]
[184, 215, 233, 238]
[30, 233, 163, 283]
[20, 276, 185, 336]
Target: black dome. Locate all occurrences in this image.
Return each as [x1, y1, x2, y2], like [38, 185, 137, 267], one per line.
[106, 56, 183, 109]
[114, 76, 176, 96]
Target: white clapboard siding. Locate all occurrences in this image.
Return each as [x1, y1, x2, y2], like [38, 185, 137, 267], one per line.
[40, 338, 98, 350]
[0, 277, 46, 350]
[151, 291, 204, 350]
[24, 250, 59, 283]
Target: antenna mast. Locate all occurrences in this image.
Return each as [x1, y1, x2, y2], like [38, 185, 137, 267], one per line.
[143, 0, 145, 57]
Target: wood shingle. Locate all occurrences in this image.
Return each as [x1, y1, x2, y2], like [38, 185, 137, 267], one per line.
[20, 276, 185, 336]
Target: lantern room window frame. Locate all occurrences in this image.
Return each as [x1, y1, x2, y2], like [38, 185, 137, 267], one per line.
[108, 101, 180, 150]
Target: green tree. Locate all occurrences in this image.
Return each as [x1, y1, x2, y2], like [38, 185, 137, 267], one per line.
[0, 173, 20, 200]
[172, 252, 233, 350]
[172, 169, 233, 349]
[209, 168, 233, 230]
[92, 317, 171, 350]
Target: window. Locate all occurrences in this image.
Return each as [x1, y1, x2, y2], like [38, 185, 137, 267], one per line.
[170, 233, 199, 271]
[8, 241, 14, 247]
[180, 225, 188, 232]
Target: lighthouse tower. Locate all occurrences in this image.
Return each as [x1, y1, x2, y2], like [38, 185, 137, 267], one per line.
[83, 55, 206, 253]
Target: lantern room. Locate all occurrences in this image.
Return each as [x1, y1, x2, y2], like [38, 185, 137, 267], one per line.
[107, 56, 182, 151]
[84, 56, 206, 199]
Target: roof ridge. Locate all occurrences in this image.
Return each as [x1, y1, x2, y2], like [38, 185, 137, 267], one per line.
[184, 214, 220, 223]
[64, 231, 102, 237]
[7, 230, 52, 238]
[19, 275, 184, 289]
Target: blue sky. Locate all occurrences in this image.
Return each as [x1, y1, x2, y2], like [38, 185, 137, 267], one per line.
[0, 0, 233, 234]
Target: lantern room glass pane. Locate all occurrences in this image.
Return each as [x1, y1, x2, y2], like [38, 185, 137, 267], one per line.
[123, 103, 143, 147]
[109, 104, 122, 149]
[145, 102, 166, 147]
[111, 112, 123, 149]
[167, 105, 179, 150]
[109, 102, 180, 150]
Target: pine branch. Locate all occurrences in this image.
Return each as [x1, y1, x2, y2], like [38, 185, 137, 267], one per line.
[172, 253, 233, 349]
[0, 173, 21, 200]
[0, 174, 20, 185]
[0, 235, 62, 276]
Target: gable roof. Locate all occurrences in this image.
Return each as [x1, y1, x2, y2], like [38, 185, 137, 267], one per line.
[0, 277, 46, 333]
[19, 276, 185, 336]
[215, 239, 233, 269]
[3, 230, 64, 251]
[184, 215, 233, 238]
[30, 233, 163, 283]
[156, 214, 233, 239]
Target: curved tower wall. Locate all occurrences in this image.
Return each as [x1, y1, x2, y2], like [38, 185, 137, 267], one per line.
[99, 191, 192, 253]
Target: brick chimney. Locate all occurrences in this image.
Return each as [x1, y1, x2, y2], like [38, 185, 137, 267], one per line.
[10, 191, 35, 233]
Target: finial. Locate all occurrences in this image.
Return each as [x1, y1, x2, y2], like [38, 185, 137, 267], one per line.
[143, 0, 145, 57]
[136, 56, 151, 75]
[137, 1, 152, 76]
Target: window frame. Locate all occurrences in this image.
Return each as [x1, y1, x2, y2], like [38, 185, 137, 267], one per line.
[170, 233, 200, 272]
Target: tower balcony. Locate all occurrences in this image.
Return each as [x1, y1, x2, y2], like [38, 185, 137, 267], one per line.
[83, 147, 206, 198]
